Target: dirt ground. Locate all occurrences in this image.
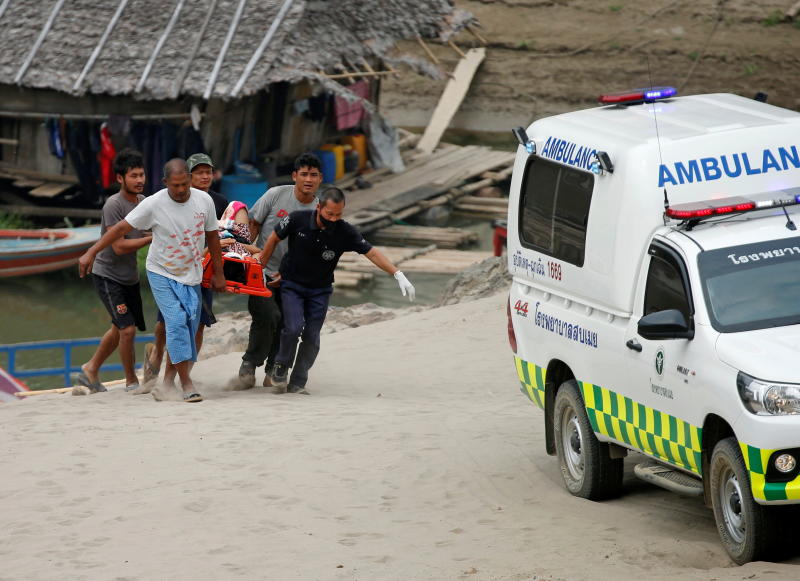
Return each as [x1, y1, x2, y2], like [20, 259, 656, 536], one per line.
[381, 0, 800, 134]
[4, 293, 799, 579]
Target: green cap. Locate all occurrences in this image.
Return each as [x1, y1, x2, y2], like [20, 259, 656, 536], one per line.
[187, 153, 214, 172]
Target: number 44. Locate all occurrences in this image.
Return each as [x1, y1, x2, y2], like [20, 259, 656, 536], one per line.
[514, 300, 529, 315]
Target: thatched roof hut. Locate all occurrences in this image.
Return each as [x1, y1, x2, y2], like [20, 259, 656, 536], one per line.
[0, 0, 472, 99]
[0, 0, 474, 202]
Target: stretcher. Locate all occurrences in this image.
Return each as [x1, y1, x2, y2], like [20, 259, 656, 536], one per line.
[201, 253, 272, 297]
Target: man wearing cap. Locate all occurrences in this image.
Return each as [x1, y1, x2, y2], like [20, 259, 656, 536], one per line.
[141, 153, 228, 390]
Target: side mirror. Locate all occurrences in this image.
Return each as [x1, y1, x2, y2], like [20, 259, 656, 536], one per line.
[638, 309, 694, 340]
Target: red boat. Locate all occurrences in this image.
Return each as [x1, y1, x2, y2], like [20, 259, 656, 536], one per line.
[0, 226, 101, 278]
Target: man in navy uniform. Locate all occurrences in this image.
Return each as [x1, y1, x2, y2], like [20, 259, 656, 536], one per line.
[257, 187, 415, 394]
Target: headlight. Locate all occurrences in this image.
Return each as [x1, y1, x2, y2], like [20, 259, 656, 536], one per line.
[737, 372, 800, 415]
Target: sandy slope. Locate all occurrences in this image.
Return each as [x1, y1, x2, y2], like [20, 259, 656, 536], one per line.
[1, 293, 798, 580]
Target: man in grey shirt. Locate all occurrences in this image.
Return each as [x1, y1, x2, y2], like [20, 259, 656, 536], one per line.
[236, 153, 322, 388]
[73, 149, 152, 393]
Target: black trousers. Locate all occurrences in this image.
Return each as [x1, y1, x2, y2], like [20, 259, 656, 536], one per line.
[242, 287, 282, 368]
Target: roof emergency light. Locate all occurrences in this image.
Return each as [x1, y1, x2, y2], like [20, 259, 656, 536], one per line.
[665, 191, 800, 221]
[590, 151, 614, 175]
[512, 126, 536, 155]
[598, 86, 677, 105]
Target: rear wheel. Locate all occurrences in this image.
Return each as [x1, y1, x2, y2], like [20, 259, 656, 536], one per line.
[553, 380, 623, 499]
[709, 437, 785, 564]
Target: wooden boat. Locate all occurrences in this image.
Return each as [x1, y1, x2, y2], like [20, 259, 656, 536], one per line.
[0, 225, 101, 278]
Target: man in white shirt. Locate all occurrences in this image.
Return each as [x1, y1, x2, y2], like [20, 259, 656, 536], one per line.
[79, 158, 225, 402]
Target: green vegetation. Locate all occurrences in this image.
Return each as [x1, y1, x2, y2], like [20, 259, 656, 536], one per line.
[687, 51, 699, 61]
[761, 10, 783, 27]
[0, 211, 33, 229]
[609, 5, 623, 12]
[742, 63, 758, 76]
[137, 247, 148, 275]
[516, 41, 532, 50]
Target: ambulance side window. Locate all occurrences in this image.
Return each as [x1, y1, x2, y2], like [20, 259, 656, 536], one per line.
[518, 157, 594, 266]
[643, 244, 692, 321]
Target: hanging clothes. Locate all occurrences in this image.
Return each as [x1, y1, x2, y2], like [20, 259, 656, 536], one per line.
[334, 81, 369, 130]
[99, 123, 116, 189]
[177, 122, 205, 159]
[46, 118, 64, 159]
[67, 120, 100, 204]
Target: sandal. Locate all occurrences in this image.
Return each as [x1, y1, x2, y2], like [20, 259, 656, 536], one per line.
[142, 343, 160, 386]
[183, 392, 203, 403]
[72, 371, 106, 394]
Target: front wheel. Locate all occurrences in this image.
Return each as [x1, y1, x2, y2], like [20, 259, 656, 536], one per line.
[709, 437, 786, 564]
[553, 380, 623, 500]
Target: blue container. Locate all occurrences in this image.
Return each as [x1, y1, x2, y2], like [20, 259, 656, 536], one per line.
[314, 149, 337, 184]
[219, 175, 269, 210]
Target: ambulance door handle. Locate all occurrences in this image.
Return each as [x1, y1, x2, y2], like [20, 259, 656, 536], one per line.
[626, 339, 642, 352]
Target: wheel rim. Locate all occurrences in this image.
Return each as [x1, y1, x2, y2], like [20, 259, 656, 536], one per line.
[560, 404, 584, 482]
[718, 464, 746, 544]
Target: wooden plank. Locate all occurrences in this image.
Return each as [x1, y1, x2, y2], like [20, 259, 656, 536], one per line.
[365, 184, 446, 214]
[0, 164, 77, 184]
[416, 48, 486, 155]
[28, 182, 73, 198]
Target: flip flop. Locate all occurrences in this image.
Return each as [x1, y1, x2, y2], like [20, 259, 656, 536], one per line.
[124, 383, 141, 392]
[142, 343, 160, 385]
[183, 392, 203, 403]
[71, 371, 107, 394]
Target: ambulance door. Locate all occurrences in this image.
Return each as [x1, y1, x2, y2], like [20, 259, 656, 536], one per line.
[623, 241, 696, 465]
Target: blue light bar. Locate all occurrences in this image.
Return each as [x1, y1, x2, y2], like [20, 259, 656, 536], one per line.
[599, 86, 677, 105]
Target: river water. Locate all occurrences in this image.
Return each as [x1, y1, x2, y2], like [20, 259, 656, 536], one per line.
[1, 217, 495, 388]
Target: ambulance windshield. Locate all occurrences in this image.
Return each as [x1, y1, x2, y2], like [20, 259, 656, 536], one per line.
[698, 237, 800, 332]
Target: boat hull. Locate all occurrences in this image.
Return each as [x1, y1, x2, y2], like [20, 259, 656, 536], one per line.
[0, 226, 101, 278]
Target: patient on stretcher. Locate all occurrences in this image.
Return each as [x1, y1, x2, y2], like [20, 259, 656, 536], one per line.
[201, 201, 271, 297]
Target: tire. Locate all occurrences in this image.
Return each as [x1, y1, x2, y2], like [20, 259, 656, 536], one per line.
[709, 437, 786, 565]
[552, 379, 623, 500]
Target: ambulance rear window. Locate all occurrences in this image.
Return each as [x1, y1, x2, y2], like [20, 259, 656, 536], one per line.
[518, 157, 594, 266]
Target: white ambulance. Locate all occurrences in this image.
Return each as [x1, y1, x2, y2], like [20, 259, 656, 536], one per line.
[506, 89, 800, 564]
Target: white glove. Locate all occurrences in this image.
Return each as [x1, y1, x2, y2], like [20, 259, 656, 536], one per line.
[394, 271, 415, 302]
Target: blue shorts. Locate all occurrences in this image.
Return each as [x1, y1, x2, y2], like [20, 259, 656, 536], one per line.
[157, 286, 215, 327]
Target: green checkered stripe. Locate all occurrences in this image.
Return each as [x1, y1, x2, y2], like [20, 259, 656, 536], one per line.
[514, 356, 545, 409]
[740, 443, 800, 502]
[579, 381, 703, 474]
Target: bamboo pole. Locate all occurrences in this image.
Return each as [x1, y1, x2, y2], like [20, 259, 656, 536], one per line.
[15, 379, 127, 397]
[203, 0, 247, 100]
[321, 70, 396, 80]
[448, 40, 466, 59]
[466, 26, 488, 46]
[230, 0, 295, 97]
[73, 0, 130, 91]
[172, 0, 218, 98]
[136, 0, 185, 93]
[416, 35, 440, 65]
[15, 0, 66, 84]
